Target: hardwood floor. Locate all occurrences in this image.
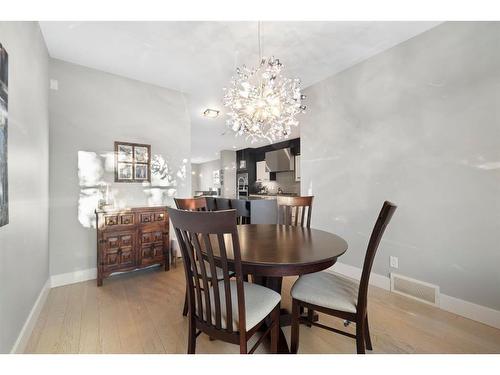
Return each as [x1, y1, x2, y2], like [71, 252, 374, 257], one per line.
[25, 264, 500, 354]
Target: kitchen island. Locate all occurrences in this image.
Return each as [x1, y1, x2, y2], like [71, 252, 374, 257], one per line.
[205, 196, 278, 224]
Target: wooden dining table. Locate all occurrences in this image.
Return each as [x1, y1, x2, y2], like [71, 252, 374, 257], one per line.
[214, 224, 349, 353]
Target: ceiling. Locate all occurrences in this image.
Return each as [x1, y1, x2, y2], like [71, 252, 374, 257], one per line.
[39, 21, 440, 163]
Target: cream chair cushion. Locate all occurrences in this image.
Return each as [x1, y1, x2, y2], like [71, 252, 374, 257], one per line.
[196, 280, 281, 331]
[291, 271, 358, 313]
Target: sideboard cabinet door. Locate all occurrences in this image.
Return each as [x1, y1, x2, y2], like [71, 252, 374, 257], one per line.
[139, 229, 166, 266]
[101, 231, 136, 270]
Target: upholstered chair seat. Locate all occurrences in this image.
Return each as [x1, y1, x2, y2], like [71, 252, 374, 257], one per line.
[291, 272, 358, 314]
[199, 281, 281, 331]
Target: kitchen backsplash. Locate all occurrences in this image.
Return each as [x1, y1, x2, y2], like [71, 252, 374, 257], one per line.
[255, 171, 300, 195]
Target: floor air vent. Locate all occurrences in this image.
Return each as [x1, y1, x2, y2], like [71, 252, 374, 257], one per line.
[390, 273, 440, 306]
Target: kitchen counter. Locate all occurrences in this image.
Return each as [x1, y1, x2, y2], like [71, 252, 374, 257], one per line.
[206, 196, 278, 224]
[248, 193, 298, 199]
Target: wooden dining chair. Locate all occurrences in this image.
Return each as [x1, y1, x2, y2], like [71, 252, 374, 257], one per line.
[290, 201, 397, 354]
[277, 196, 315, 321]
[168, 208, 281, 354]
[277, 196, 314, 227]
[230, 199, 251, 225]
[174, 197, 208, 212]
[214, 198, 231, 211]
[174, 197, 235, 317]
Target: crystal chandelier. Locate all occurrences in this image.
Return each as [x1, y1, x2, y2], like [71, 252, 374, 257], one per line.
[223, 22, 306, 143]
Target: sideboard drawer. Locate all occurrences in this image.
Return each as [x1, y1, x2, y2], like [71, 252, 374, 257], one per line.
[105, 215, 119, 226]
[154, 212, 166, 222]
[120, 214, 134, 225]
[140, 212, 154, 224]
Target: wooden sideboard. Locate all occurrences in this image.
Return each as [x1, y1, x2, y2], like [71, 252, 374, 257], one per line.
[95, 206, 170, 286]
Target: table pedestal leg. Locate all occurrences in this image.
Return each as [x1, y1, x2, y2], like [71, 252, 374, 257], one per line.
[253, 275, 320, 354]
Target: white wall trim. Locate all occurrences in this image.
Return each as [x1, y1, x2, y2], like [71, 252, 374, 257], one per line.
[440, 293, 500, 330]
[328, 262, 500, 330]
[171, 238, 181, 257]
[10, 278, 51, 354]
[50, 267, 97, 288]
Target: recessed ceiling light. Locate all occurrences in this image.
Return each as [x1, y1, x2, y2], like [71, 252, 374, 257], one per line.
[203, 109, 220, 118]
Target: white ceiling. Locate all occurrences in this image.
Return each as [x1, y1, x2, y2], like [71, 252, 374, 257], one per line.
[39, 21, 440, 163]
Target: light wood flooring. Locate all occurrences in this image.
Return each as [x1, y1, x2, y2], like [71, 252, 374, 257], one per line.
[25, 264, 500, 354]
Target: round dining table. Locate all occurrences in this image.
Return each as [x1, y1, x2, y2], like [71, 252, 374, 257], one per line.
[220, 224, 349, 353]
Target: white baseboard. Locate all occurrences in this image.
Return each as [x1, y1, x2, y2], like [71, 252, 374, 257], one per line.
[171, 238, 180, 257]
[440, 293, 500, 330]
[10, 278, 51, 354]
[50, 267, 97, 288]
[328, 262, 500, 330]
[49, 240, 180, 289]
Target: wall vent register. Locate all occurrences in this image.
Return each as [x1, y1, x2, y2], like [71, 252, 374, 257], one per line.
[390, 273, 440, 306]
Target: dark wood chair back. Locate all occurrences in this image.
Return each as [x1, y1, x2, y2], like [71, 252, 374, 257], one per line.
[204, 197, 217, 211]
[168, 208, 246, 336]
[174, 197, 208, 211]
[231, 199, 251, 225]
[215, 198, 231, 211]
[357, 201, 397, 316]
[277, 196, 314, 228]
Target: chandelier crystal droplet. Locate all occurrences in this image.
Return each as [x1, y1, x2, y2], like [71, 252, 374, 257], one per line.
[222, 24, 306, 143]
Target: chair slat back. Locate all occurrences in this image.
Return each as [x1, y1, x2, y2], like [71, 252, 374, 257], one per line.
[174, 197, 208, 211]
[168, 208, 246, 335]
[230, 199, 251, 225]
[277, 196, 314, 228]
[215, 198, 231, 211]
[357, 201, 397, 316]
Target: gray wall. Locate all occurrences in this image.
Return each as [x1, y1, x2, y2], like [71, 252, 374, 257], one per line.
[49, 59, 191, 277]
[220, 150, 236, 198]
[192, 152, 236, 198]
[191, 163, 200, 195]
[301, 22, 500, 310]
[195, 158, 221, 193]
[0, 22, 49, 353]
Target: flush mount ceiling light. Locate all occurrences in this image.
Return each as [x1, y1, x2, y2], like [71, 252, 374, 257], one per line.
[223, 22, 306, 143]
[203, 108, 220, 118]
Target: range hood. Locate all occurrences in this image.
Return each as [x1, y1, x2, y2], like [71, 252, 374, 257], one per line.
[265, 148, 295, 172]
